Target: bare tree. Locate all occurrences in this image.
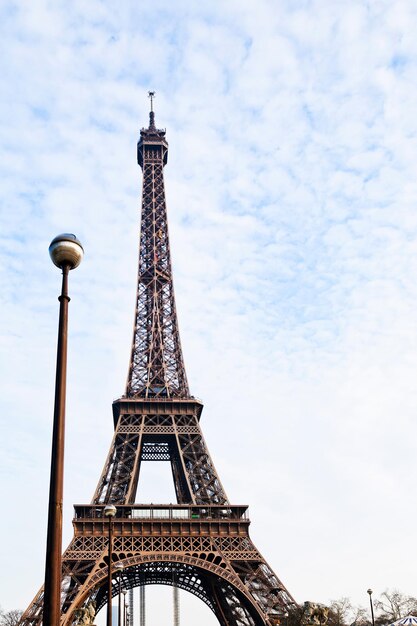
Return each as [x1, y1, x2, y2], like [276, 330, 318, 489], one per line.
[0, 609, 23, 626]
[350, 605, 370, 626]
[328, 598, 354, 626]
[375, 590, 417, 624]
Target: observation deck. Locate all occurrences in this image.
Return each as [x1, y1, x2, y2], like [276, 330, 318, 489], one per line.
[72, 504, 250, 538]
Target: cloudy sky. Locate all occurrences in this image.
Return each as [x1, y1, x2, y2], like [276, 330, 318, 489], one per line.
[1, 0, 416, 623]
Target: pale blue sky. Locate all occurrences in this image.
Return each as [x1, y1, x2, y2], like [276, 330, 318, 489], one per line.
[1, 0, 417, 623]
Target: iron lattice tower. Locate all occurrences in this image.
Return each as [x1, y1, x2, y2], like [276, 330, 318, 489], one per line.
[21, 100, 296, 626]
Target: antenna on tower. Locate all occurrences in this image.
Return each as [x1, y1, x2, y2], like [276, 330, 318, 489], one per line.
[148, 91, 156, 128]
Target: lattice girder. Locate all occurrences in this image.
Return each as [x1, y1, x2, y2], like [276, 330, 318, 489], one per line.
[92, 401, 228, 506]
[22, 506, 290, 626]
[126, 119, 189, 399]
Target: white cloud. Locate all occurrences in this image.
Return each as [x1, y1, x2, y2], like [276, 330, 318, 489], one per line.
[1, 0, 417, 621]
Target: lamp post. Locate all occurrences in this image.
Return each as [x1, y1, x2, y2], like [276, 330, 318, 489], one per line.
[122, 589, 127, 626]
[114, 563, 124, 626]
[43, 234, 84, 626]
[104, 505, 117, 626]
[367, 589, 375, 626]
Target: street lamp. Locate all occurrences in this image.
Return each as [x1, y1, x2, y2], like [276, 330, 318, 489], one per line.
[104, 505, 117, 626]
[122, 589, 127, 626]
[114, 563, 124, 626]
[43, 234, 83, 626]
[367, 589, 375, 626]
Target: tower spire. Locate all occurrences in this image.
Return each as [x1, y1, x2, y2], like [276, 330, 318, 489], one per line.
[127, 99, 189, 398]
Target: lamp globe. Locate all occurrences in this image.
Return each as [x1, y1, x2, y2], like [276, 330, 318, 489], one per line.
[49, 233, 84, 270]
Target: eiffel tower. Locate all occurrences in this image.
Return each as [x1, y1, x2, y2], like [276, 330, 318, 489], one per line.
[21, 95, 296, 626]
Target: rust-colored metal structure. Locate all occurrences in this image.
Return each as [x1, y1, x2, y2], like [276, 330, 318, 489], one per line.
[21, 98, 296, 626]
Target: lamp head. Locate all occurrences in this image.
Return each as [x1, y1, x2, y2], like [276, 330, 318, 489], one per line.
[103, 504, 117, 518]
[49, 233, 84, 270]
[367, 589, 373, 596]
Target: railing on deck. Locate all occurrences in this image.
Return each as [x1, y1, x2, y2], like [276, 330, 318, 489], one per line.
[73, 504, 248, 521]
